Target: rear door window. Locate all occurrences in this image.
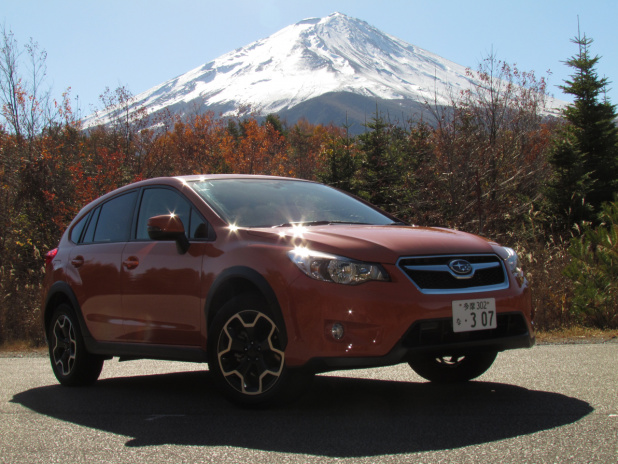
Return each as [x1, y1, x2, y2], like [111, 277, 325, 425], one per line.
[92, 191, 138, 243]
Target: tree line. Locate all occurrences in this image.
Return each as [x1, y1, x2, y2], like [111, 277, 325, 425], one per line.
[1, 27, 617, 345]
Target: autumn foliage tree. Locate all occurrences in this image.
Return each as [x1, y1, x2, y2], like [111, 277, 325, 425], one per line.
[419, 54, 553, 236]
[0, 26, 55, 141]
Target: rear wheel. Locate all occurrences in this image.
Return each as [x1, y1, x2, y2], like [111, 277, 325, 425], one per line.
[408, 351, 497, 383]
[208, 293, 313, 407]
[47, 304, 104, 386]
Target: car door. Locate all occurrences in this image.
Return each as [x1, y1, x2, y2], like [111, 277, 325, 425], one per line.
[120, 187, 205, 346]
[67, 190, 138, 342]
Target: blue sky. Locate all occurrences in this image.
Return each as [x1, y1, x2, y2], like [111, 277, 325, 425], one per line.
[2, 0, 617, 117]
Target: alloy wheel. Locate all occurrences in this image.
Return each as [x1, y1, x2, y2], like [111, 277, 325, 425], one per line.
[52, 314, 77, 376]
[217, 310, 285, 395]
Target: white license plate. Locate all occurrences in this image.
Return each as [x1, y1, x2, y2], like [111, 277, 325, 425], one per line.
[452, 298, 497, 333]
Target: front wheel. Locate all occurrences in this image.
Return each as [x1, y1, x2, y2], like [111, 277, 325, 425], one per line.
[408, 351, 498, 383]
[47, 304, 104, 386]
[208, 294, 313, 407]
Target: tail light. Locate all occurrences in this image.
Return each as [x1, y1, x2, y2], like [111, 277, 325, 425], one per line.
[45, 248, 58, 267]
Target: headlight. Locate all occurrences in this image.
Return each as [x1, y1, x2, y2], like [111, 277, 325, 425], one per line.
[287, 247, 389, 285]
[504, 247, 524, 284]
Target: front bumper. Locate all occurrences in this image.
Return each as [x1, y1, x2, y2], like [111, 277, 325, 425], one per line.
[304, 311, 535, 373]
[281, 262, 534, 369]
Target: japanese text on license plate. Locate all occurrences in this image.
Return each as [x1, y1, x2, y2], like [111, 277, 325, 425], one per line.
[452, 298, 497, 333]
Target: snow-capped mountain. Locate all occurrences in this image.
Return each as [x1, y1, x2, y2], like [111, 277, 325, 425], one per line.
[83, 13, 551, 131]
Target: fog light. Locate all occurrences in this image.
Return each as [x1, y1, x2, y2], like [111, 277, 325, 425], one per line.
[331, 323, 344, 340]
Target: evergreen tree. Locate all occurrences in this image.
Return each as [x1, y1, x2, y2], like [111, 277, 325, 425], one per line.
[545, 124, 593, 227]
[264, 113, 286, 136]
[317, 122, 358, 194]
[357, 113, 413, 218]
[548, 32, 618, 226]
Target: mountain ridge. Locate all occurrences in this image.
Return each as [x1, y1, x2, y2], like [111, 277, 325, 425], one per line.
[83, 12, 556, 133]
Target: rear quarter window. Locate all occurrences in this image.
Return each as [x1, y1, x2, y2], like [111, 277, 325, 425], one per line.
[70, 213, 90, 243]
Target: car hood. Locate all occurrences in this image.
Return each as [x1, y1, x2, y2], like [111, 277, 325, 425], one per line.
[247, 225, 500, 264]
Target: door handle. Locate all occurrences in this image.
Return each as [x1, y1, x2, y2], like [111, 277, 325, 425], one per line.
[71, 256, 84, 267]
[123, 256, 139, 270]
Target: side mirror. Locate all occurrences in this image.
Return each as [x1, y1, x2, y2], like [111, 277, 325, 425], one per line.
[147, 214, 190, 254]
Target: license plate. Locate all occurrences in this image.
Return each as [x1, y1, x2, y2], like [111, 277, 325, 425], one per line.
[452, 298, 497, 333]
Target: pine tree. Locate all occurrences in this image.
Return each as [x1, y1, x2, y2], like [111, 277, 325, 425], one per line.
[545, 124, 593, 226]
[317, 121, 357, 193]
[357, 112, 412, 218]
[548, 32, 618, 225]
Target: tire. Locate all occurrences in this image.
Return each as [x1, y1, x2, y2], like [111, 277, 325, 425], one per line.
[47, 303, 104, 386]
[207, 293, 313, 407]
[408, 351, 498, 383]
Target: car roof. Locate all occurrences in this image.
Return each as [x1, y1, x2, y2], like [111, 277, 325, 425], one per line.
[173, 174, 305, 182]
[73, 174, 314, 219]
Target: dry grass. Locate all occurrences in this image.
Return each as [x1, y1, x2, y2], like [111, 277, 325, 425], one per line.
[0, 340, 47, 353]
[536, 327, 618, 344]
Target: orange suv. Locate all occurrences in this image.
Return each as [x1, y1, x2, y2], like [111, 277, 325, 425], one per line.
[42, 175, 534, 406]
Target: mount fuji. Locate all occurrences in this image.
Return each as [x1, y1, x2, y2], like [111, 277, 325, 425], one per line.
[83, 13, 543, 132]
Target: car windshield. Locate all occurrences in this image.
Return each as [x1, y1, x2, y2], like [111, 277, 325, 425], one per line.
[190, 178, 398, 228]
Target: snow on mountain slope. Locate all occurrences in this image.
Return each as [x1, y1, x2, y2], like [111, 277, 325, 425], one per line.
[83, 12, 558, 129]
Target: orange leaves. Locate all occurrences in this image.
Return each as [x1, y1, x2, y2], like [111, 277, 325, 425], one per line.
[287, 119, 336, 180]
[233, 118, 287, 175]
[138, 113, 325, 180]
[169, 112, 236, 175]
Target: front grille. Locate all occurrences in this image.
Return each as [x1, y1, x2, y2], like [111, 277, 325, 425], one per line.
[397, 254, 508, 294]
[402, 313, 529, 349]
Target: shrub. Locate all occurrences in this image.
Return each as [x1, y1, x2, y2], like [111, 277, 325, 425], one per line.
[564, 200, 618, 328]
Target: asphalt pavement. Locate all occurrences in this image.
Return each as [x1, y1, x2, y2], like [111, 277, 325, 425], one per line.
[1, 343, 616, 463]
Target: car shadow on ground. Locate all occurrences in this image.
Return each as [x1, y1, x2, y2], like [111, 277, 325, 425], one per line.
[12, 370, 593, 457]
